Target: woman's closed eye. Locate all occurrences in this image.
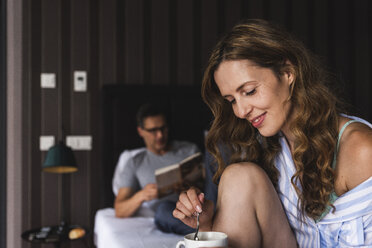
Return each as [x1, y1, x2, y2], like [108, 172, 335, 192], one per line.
[243, 89, 256, 96]
[224, 89, 256, 104]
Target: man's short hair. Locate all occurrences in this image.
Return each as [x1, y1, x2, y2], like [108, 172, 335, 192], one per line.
[136, 103, 168, 128]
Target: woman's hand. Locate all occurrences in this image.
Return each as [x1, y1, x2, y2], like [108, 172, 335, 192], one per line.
[173, 187, 214, 231]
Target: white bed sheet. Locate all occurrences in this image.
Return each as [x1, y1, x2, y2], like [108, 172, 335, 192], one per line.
[94, 208, 183, 248]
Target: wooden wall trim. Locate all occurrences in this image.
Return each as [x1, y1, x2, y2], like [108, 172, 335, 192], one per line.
[6, 0, 23, 247]
[0, 0, 6, 246]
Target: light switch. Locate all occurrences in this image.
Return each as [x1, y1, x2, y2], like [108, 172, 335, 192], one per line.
[66, 135, 92, 150]
[40, 136, 55, 151]
[74, 71, 87, 92]
[41, 73, 56, 88]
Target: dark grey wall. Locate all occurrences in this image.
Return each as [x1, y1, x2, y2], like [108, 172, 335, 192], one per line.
[18, 0, 372, 247]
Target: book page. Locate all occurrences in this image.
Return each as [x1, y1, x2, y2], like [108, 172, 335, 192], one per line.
[155, 152, 205, 198]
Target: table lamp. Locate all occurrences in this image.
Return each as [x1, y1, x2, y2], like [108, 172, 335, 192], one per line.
[43, 141, 77, 173]
[42, 141, 77, 236]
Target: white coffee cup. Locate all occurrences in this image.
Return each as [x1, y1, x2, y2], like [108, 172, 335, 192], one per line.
[176, 231, 228, 248]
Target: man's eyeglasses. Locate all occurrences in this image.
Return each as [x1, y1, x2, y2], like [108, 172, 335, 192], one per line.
[142, 125, 168, 134]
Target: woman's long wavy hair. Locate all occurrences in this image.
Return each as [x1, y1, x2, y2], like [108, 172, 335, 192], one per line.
[202, 19, 342, 219]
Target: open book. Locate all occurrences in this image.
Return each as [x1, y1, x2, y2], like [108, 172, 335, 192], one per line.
[155, 152, 205, 198]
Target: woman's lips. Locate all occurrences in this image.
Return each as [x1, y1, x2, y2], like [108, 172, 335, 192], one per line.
[250, 113, 266, 128]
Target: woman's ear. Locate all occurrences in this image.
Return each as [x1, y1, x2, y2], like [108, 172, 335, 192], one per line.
[282, 61, 295, 101]
[283, 61, 295, 86]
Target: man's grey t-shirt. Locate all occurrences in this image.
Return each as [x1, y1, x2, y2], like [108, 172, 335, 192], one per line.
[118, 141, 199, 191]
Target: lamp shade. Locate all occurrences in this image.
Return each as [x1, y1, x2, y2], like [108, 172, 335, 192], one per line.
[43, 142, 78, 173]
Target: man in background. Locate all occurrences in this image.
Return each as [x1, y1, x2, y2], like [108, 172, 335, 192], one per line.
[113, 103, 198, 235]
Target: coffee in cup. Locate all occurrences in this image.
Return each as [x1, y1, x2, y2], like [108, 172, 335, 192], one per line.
[176, 231, 228, 248]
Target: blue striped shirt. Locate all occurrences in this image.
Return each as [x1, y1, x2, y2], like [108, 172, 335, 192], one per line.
[275, 116, 372, 247]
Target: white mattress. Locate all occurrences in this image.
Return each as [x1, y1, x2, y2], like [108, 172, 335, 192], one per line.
[94, 208, 183, 248]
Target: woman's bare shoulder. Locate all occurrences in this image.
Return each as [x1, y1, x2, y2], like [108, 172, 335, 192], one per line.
[338, 121, 372, 191]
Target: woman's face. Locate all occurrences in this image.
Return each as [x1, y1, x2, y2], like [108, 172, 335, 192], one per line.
[214, 59, 294, 137]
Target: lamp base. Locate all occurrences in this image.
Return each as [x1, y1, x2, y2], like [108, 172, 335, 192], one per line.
[56, 220, 67, 235]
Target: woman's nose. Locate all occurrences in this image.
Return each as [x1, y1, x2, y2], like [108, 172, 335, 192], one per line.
[235, 100, 252, 119]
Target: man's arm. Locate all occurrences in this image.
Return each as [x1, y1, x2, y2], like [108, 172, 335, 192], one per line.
[114, 183, 158, 218]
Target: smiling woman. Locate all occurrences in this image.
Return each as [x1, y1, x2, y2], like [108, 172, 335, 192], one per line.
[214, 60, 293, 137]
[173, 19, 372, 248]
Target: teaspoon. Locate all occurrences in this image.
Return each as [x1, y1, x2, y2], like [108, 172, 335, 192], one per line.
[194, 212, 200, 241]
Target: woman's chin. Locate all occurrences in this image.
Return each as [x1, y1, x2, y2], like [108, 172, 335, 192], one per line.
[257, 128, 278, 138]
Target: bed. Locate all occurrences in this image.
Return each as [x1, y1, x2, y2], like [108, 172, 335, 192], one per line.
[94, 84, 212, 248]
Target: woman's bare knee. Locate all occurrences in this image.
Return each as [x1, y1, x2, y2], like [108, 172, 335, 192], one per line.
[216, 162, 296, 248]
[219, 162, 271, 196]
[213, 162, 272, 247]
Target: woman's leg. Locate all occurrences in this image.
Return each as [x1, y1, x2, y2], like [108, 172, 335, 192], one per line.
[212, 162, 297, 248]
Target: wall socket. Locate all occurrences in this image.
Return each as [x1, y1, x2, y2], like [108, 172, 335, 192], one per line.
[41, 73, 56, 88]
[40, 136, 55, 151]
[66, 135, 92, 150]
[74, 71, 87, 92]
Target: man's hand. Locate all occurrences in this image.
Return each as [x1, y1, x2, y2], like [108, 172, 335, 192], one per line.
[140, 183, 158, 201]
[115, 184, 158, 218]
